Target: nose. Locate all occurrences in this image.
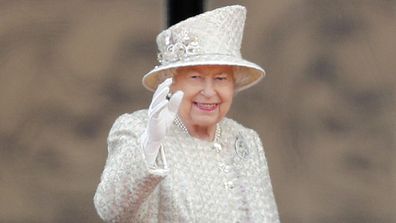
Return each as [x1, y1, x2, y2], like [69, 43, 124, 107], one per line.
[200, 79, 216, 97]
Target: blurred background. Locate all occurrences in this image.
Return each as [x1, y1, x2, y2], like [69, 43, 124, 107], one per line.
[0, 0, 395, 222]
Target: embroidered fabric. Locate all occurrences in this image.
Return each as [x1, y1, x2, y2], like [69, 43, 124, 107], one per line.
[94, 110, 280, 223]
[157, 29, 201, 64]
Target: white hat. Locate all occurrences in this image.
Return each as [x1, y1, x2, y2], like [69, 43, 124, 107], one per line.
[142, 5, 265, 92]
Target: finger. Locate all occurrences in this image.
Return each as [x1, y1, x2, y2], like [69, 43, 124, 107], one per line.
[152, 78, 172, 99]
[167, 90, 184, 114]
[156, 78, 172, 92]
[149, 99, 168, 118]
[149, 86, 169, 111]
[150, 78, 172, 108]
[152, 85, 168, 104]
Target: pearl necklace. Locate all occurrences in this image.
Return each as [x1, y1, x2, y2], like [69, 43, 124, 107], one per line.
[174, 115, 221, 143]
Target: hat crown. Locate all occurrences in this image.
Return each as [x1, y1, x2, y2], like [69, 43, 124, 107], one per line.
[143, 5, 265, 92]
[156, 5, 246, 65]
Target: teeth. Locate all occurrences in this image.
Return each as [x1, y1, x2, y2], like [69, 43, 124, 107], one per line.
[196, 103, 217, 110]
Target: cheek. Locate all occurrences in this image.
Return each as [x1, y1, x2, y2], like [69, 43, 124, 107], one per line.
[219, 91, 234, 113]
[220, 87, 235, 103]
[178, 89, 196, 111]
[176, 84, 201, 102]
[225, 91, 234, 102]
[177, 97, 190, 118]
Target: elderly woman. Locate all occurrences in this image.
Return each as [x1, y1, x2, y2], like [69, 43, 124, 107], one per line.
[94, 5, 280, 223]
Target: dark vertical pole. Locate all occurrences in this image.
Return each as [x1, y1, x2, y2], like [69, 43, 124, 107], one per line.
[167, 0, 205, 27]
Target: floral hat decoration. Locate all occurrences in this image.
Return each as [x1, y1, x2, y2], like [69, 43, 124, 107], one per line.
[142, 5, 265, 92]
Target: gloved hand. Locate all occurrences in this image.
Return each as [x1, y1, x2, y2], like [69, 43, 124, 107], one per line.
[141, 78, 184, 166]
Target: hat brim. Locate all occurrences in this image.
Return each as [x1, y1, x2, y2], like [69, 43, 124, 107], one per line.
[142, 54, 265, 92]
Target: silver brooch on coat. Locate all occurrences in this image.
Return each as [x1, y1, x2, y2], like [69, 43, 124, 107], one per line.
[213, 142, 222, 153]
[235, 133, 250, 159]
[157, 29, 200, 64]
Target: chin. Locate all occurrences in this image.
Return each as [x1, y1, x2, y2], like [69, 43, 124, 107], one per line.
[191, 115, 221, 127]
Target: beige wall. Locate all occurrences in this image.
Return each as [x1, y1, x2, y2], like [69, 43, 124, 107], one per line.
[0, 0, 395, 222]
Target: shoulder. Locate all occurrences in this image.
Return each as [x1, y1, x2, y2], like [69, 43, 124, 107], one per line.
[222, 117, 260, 139]
[112, 109, 148, 126]
[109, 109, 148, 134]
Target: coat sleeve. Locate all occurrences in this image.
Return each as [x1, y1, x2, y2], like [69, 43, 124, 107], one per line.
[93, 112, 169, 222]
[250, 129, 281, 222]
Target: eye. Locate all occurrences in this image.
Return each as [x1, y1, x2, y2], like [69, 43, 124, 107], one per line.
[216, 77, 227, 80]
[215, 75, 229, 81]
[190, 74, 201, 79]
[214, 72, 232, 81]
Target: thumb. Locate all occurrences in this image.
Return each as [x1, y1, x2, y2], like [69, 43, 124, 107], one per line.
[168, 91, 184, 114]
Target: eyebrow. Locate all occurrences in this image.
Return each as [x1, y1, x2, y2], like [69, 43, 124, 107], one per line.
[178, 67, 233, 75]
[198, 69, 233, 75]
[214, 72, 231, 75]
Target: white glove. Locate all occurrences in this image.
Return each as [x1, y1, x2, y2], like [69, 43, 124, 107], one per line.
[141, 78, 184, 166]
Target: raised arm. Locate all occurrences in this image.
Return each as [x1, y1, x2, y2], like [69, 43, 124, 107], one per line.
[93, 112, 168, 222]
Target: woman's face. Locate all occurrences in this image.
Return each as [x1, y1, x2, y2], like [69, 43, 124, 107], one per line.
[171, 65, 235, 129]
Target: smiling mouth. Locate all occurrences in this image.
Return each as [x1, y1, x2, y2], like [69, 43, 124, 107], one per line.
[193, 102, 219, 111]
